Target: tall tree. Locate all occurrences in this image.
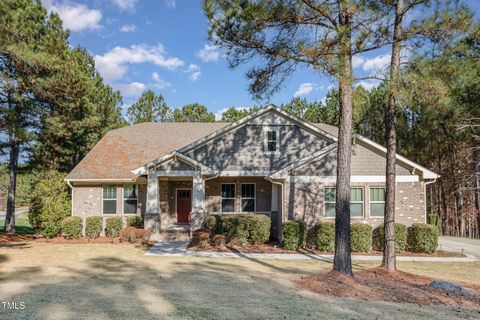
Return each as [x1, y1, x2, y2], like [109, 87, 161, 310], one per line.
[0, 0, 68, 233]
[204, 0, 393, 275]
[127, 90, 171, 124]
[172, 103, 216, 122]
[221, 106, 261, 122]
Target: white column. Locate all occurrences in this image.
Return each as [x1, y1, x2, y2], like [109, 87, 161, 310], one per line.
[271, 184, 278, 212]
[144, 172, 160, 235]
[191, 173, 206, 231]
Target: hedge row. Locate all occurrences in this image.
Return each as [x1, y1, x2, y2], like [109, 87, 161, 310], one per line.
[203, 214, 271, 244]
[282, 222, 438, 254]
[60, 216, 145, 239]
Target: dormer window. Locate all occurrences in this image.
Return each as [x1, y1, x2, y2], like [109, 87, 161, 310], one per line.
[265, 127, 280, 153]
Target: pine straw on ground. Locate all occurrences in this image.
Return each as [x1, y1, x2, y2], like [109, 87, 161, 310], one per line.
[296, 267, 480, 309]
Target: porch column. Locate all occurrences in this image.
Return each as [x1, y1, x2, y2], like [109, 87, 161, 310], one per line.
[144, 172, 160, 236]
[191, 174, 206, 231]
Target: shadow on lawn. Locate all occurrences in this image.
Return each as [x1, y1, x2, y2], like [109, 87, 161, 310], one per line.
[0, 255, 478, 320]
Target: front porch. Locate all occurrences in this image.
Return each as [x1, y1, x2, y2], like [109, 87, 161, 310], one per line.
[143, 172, 282, 240]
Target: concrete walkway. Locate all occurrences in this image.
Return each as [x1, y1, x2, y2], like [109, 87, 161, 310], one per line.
[145, 241, 477, 262]
[439, 236, 480, 259]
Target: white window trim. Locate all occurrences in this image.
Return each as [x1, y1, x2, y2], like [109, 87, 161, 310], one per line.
[123, 184, 138, 215]
[264, 127, 280, 154]
[322, 186, 365, 218]
[240, 183, 256, 212]
[102, 185, 117, 215]
[221, 183, 236, 213]
[369, 187, 386, 218]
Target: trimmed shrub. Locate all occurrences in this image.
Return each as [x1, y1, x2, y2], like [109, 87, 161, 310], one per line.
[248, 215, 271, 244]
[220, 215, 234, 235]
[314, 221, 335, 252]
[85, 216, 102, 238]
[213, 234, 226, 246]
[227, 216, 249, 245]
[120, 226, 137, 242]
[28, 170, 70, 238]
[61, 216, 82, 239]
[427, 214, 441, 233]
[120, 227, 151, 244]
[350, 223, 373, 252]
[407, 223, 439, 254]
[134, 229, 151, 244]
[282, 221, 306, 250]
[191, 230, 210, 247]
[105, 217, 123, 237]
[127, 215, 143, 228]
[372, 223, 407, 252]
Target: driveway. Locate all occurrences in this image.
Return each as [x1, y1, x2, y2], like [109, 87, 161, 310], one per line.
[439, 236, 480, 259]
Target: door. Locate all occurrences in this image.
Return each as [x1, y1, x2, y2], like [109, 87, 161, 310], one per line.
[176, 189, 191, 223]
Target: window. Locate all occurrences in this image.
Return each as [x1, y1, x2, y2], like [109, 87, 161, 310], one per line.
[324, 187, 364, 217]
[265, 128, 280, 153]
[350, 188, 364, 217]
[370, 187, 385, 217]
[324, 188, 336, 217]
[221, 184, 235, 212]
[103, 185, 117, 214]
[241, 184, 255, 212]
[123, 184, 138, 214]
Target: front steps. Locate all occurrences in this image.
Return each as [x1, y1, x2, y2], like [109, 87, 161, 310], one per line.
[157, 224, 191, 241]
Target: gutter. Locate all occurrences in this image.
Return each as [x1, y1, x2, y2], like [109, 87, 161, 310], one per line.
[423, 177, 438, 223]
[265, 176, 285, 242]
[65, 179, 74, 216]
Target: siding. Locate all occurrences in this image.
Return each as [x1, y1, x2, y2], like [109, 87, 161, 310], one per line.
[156, 159, 195, 171]
[188, 124, 330, 172]
[295, 143, 411, 176]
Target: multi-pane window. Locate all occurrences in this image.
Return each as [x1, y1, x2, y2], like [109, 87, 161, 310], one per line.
[221, 184, 235, 212]
[350, 188, 364, 217]
[266, 129, 279, 152]
[103, 185, 117, 214]
[123, 184, 138, 214]
[241, 184, 255, 212]
[324, 187, 364, 217]
[370, 187, 386, 217]
[324, 188, 336, 217]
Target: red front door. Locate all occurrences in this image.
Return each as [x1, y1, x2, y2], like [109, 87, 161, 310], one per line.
[177, 190, 191, 223]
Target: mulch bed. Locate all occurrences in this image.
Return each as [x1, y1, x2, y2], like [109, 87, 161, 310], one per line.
[0, 233, 155, 245]
[190, 243, 465, 257]
[296, 267, 480, 309]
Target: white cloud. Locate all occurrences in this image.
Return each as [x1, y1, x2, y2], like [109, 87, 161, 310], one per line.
[294, 83, 316, 97]
[197, 44, 220, 62]
[94, 44, 184, 81]
[115, 82, 145, 97]
[185, 64, 201, 81]
[356, 80, 380, 90]
[164, 0, 176, 8]
[44, 0, 102, 32]
[120, 24, 137, 32]
[352, 55, 365, 69]
[111, 0, 138, 10]
[362, 54, 391, 73]
[151, 72, 172, 89]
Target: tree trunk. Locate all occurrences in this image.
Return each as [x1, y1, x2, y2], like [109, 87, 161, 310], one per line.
[333, 0, 353, 276]
[382, 0, 404, 271]
[4, 135, 19, 234]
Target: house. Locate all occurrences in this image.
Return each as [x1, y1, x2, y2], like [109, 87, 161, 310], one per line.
[66, 105, 438, 239]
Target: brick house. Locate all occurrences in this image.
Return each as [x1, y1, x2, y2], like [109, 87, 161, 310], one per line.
[66, 105, 438, 239]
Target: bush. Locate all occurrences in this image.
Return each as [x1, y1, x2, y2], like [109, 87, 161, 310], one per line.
[28, 170, 70, 238]
[407, 223, 439, 254]
[204, 215, 219, 234]
[127, 215, 143, 228]
[372, 223, 407, 252]
[282, 221, 306, 250]
[120, 227, 151, 244]
[314, 221, 335, 252]
[248, 215, 271, 244]
[205, 214, 271, 244]
[213, 234, 226, 246]
[120, 226, 137, 242]
[191, 230, 210, 247]
[61, 216, 82, 239]
[85, 216, 102, 238]
[105, 217, 123, 237]
[427, 214, 441, 233]
[350, 223, 373, 252]
[227, 216, 249, 244]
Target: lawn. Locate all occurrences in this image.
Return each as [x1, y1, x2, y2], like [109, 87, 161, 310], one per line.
[0, 216, 34, 234]
[0, 242, 479, 319]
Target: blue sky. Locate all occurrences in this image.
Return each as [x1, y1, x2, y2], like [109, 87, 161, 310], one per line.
[43, 0, 480, 119]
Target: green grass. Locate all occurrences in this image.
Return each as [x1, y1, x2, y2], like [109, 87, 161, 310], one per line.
[0, 216, 34, 234]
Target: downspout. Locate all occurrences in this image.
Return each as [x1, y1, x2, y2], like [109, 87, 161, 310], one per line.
[423, 177, 438, 223]
[265, 176, 285, 242]
[65, 179, 74, 216]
